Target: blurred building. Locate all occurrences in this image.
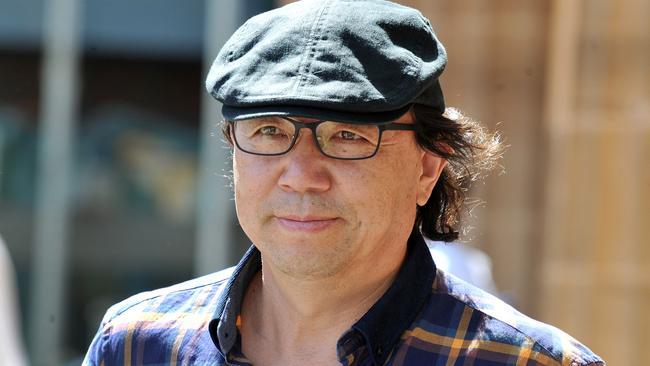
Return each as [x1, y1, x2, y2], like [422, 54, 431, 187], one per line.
[0, 0, 648, 365]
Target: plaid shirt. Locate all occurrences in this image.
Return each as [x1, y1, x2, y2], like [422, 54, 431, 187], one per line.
[83, 232, 604, 366]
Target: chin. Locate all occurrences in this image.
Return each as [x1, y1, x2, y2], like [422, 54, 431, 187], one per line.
[260, 238, 356, 280]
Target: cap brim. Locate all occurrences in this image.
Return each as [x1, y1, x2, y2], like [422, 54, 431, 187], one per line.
[222, 104, 412, 124]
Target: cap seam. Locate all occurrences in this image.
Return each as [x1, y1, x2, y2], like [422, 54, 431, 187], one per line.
[294, 0, 333, 94]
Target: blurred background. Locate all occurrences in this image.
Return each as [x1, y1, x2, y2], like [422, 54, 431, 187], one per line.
[0, 0, 647, 365]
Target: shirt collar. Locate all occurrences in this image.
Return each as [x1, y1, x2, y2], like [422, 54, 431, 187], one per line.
[347, 230, 436, 365]
[208, 246, 261, 357]
[209, 230, 436, 365]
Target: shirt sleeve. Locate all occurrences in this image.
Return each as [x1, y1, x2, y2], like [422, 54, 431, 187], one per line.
[82, 303, 124, 366]
[81, 292, 154, 365]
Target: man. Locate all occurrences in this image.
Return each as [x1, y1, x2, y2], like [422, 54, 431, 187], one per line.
[84, 1, 605, 365]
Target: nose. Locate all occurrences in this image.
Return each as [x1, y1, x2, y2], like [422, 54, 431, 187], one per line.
[277, 129, 332, 194]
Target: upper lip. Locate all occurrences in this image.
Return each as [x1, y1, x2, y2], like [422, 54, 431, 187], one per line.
[275, 215, 337, 222]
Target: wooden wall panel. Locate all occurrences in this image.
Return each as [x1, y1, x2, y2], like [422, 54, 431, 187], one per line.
[542, 0, 650, 364]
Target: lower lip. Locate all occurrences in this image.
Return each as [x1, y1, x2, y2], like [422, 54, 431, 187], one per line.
[275, 217, 339, 232]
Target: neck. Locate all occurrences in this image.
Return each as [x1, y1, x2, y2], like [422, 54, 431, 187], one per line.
[240, 244, 407, 366]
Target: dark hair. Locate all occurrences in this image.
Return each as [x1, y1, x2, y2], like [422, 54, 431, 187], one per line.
[411, 104, 503, 242]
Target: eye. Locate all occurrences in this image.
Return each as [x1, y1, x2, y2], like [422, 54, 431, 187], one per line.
[252, 123, 292, 138]
[259, 125, 280, 135]
[335, 130, 363, 140]
[318, 122, 379, 146]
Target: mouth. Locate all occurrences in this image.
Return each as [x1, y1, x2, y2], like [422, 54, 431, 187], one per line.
[274, 215, 340, 232]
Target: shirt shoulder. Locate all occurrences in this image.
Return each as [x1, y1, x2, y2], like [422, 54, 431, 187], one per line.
[102, 266, 235, 323]
[394, 270, 605, 366]
[83, 267, 235, 366]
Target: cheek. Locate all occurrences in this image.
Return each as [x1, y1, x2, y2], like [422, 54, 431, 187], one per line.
[233, 152, 276, 227]
[233, 153, 250, 204]
[348, 155, 421, 228]
[234, 151, 274, 193]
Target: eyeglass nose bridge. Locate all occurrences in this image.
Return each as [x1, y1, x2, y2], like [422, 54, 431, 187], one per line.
[285, 118, 328, 154]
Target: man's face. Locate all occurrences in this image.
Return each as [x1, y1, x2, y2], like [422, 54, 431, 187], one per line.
[233, 112, 446, 279]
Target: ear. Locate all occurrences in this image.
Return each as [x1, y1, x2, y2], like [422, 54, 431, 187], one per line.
[417, 150, 448, 206]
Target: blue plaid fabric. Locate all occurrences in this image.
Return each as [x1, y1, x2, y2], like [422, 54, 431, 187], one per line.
[83, 233, 604, 366]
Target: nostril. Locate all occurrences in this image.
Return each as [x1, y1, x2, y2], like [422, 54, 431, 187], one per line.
[277, 158, 333, 194]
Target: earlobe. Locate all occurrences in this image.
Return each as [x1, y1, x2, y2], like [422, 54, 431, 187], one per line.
[417, 151, 448, 206]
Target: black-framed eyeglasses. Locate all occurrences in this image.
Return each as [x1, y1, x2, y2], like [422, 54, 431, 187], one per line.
[228, 116, 415, 160]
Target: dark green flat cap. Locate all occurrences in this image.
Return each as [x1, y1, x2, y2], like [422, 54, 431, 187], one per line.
[206, 0, 447, 124]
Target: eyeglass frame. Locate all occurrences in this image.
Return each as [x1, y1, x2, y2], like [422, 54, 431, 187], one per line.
[227, 116, 416, 160]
